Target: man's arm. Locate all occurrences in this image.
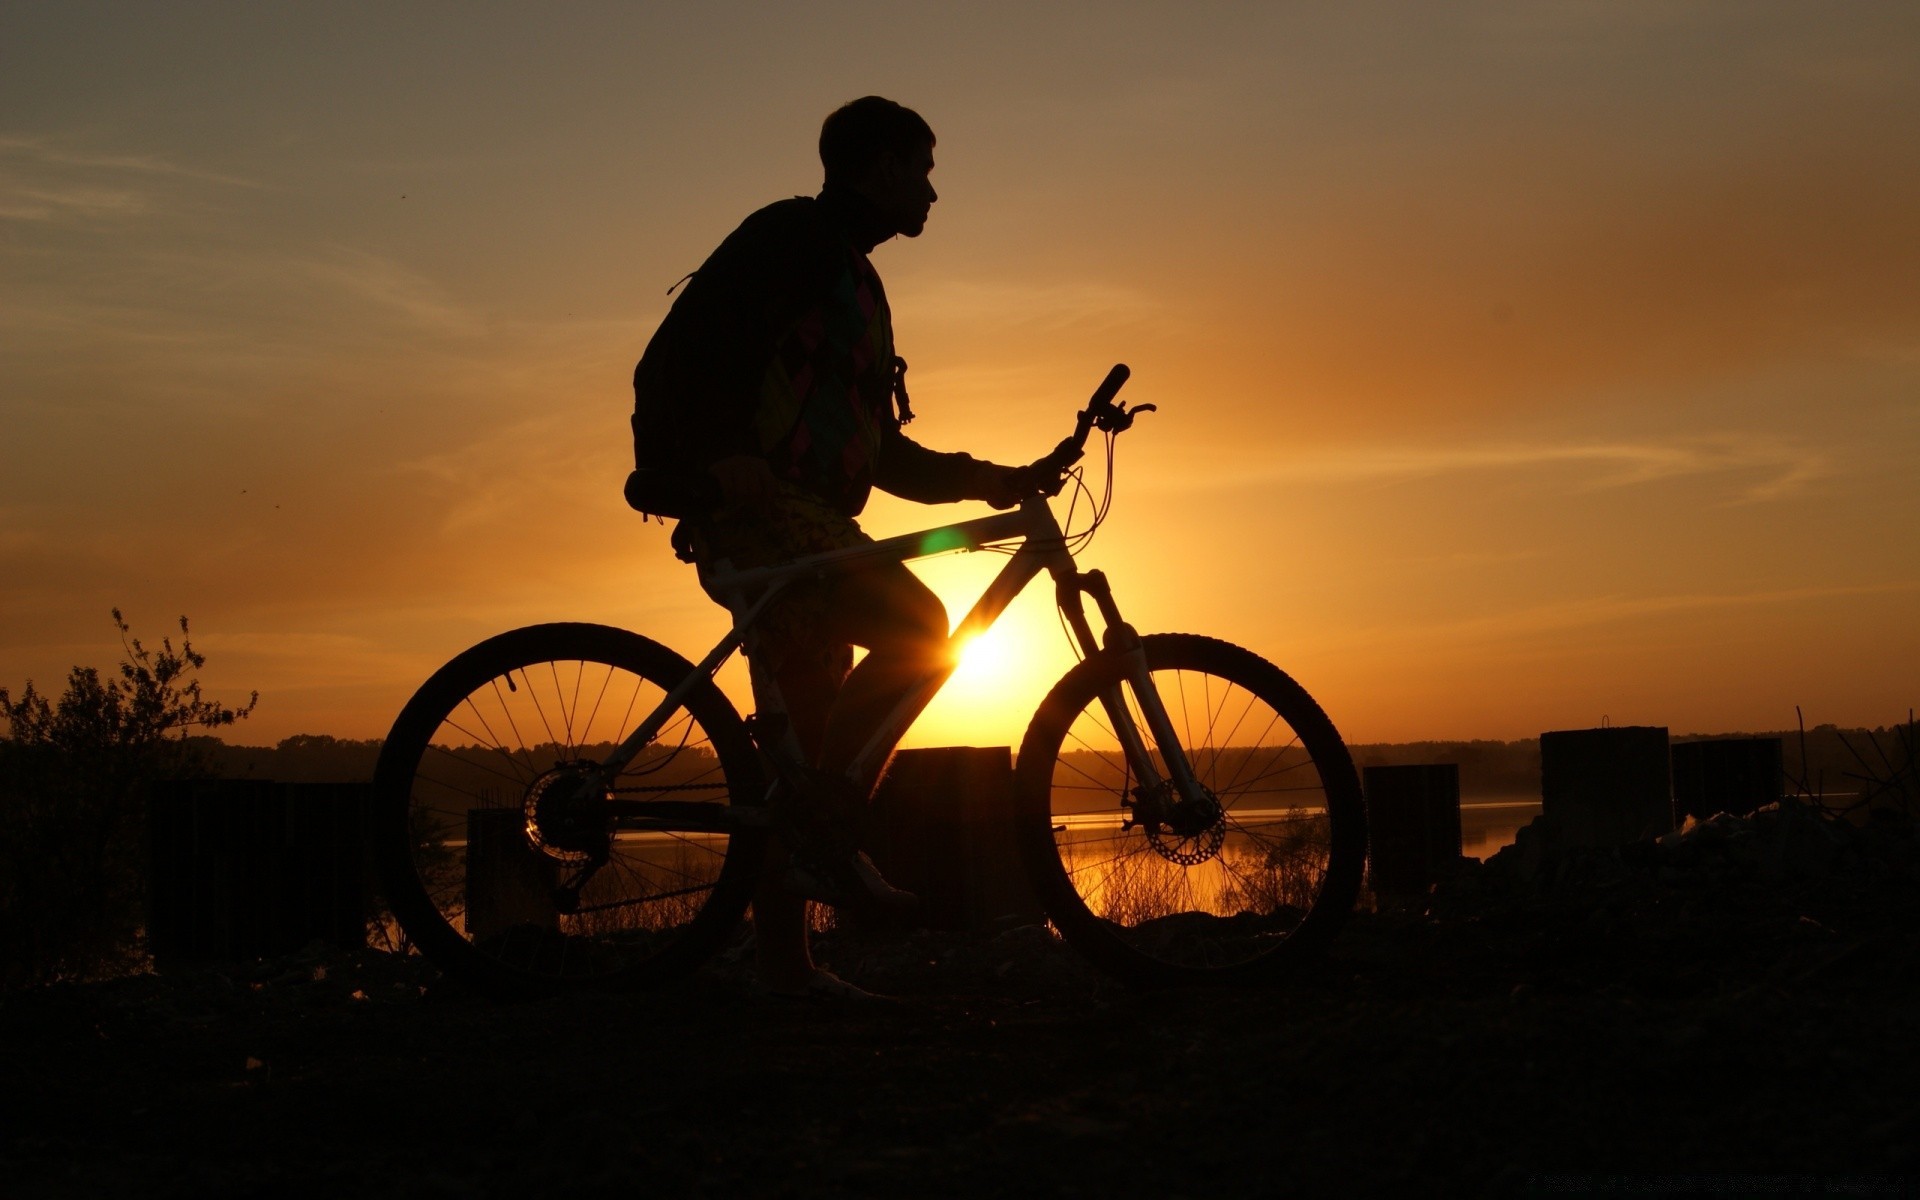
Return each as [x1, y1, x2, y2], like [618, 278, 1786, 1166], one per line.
[874, 426, 1035, 507]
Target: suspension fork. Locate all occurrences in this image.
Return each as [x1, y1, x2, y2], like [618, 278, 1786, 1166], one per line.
[1056, 571, 1206, 809]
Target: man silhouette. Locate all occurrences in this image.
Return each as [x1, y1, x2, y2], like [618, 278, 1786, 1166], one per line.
[633, 97, 1046, 997]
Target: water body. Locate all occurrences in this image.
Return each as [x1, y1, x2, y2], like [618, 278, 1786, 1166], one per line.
[1461, 797, 1541, 861]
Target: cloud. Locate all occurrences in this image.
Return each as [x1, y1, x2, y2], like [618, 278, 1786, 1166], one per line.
[297, 247, 486, 336]
[0, 135, 262, 190]
[208, 630, 421, 687]
[0, 134, 264, 229]
[1157, 434, 1832, 504]
[391, 406, 627, 536]
[0, 185, 148, 222]
[1401, 578, 1920, 646]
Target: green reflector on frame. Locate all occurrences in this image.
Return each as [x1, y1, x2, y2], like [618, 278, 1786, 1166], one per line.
[918, 526, 973, 555]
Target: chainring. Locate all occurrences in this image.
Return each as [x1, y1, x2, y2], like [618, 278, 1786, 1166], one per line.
[522, 761, 614, 865]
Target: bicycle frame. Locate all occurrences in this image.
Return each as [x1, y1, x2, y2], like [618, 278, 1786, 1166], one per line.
[594, 490, 1206, 822]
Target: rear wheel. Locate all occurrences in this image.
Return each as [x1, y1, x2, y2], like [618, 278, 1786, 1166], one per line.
[1015, 634, 1366, 985]
[372, 623, 764, 995]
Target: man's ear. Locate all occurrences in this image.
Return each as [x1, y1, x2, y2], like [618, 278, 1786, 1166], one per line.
[863, 152, 901, 189]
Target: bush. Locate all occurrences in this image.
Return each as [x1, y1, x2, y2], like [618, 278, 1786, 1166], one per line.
[0, 610, 256, 989]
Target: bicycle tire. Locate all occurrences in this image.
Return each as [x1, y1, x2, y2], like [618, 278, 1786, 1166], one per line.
[1014, 633, 1366, 985]
[372, 623, 765, 995]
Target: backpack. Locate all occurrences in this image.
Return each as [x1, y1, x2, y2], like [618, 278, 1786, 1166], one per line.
[624, 428, 694, 528]
[624, 291, 717, 522]
[623, 199, 918, 524]
[624, 352, 914, 524]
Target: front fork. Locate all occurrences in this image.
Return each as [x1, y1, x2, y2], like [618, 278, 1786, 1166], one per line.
[1057, 571, 1210, 823]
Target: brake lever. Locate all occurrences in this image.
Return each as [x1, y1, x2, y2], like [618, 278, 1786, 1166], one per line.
[1095, 401, 1157, 434]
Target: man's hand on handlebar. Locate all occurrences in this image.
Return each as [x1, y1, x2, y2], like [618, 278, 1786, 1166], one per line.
[974, 457, 1071, 510]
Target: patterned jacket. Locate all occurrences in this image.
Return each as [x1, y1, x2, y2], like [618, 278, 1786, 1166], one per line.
[632, 187, 981, 516]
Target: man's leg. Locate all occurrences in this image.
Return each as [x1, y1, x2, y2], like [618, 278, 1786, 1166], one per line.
[753, 562, 946, 992]
[752, 652, 842, 994]
[816, 562, 952, 780]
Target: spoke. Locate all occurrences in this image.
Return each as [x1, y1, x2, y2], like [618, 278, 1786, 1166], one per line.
[1176, 669, 1203, 785]
[1212, 843, 1270, 901]
[1216, 709, 1290, 798]
[586, 851, 693, 899]
[563, 659, 587, 748]
[520, 664, 565, 756]
[623, 746, 730, 792]
[613, 670, 650, 747]
[453, 702, 560, 787]
[625, 709, 706, 778]
[1222, 754, 1321, 797]
[570, 879, 715, 916]
[1205, 670, 1232, 757]
[1222, 810, 1328, 836]
[543, 660, 574, 755]
[610, 781, 734, 797]
[1203, 671, 1223, 786]
[420, 739, 534, 796]
[465, 686, 542, 782]
[1076, 685, 1129, 750]
[578, 660, 620, 748]
[1054, 741, 1131, 794]
[486, 674, 543, 779]
[1209, 686, 1264, 789]
[1059, 836, 1155, 883]
[651, 830, 731, 861]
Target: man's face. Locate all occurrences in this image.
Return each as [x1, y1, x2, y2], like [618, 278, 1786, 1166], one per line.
[868, 141, 937, 238]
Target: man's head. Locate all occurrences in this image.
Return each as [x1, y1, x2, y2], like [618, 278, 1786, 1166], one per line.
[820, 96, 937, 238]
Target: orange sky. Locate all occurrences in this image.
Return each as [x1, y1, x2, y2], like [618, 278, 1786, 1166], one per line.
[3, 4, 1916, 749]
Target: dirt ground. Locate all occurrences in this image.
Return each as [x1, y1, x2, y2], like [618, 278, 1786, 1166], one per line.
[6, 812, 1919, 1198]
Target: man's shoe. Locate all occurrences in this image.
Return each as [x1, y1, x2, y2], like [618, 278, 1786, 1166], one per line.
[786, 847, 917, 916]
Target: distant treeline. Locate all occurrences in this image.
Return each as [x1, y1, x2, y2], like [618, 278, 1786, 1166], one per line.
[1349, 721, 1915, 801]
[190, 734, 384, 783]
[193, 718, 1912, 801]
[1346, 739, 1542, 799]
[1700, 721, 1916, 800]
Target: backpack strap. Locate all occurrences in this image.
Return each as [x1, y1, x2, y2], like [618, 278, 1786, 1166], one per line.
[891, 355, 915, 426]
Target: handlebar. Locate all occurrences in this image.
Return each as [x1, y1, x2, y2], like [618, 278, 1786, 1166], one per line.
[1034, 363, 1154, 483]
[1088, 363, 1131, 413]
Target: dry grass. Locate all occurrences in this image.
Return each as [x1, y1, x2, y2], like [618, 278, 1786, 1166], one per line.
[1067, 811, 1331, 935]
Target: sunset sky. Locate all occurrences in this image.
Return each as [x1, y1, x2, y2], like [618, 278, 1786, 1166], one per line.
[4, 3, 1916, 750]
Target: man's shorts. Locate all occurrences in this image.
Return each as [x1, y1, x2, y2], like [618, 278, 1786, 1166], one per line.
[683, 482, 872, 680]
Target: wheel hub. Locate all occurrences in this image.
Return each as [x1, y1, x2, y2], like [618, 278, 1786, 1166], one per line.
[523, 761, 613, 864]
[1132, 779, 1227, 866]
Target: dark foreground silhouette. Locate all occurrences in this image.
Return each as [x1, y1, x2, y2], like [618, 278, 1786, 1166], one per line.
[6, 804, 1916, 1196]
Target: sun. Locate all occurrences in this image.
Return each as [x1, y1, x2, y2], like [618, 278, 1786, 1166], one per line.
[911, 581, 1080, 749]
[952, 624, 1014, 686]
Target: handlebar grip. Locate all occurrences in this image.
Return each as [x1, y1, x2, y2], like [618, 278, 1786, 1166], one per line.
[1088, 363, 1130, 410]
[1035, 437, 1084, 479]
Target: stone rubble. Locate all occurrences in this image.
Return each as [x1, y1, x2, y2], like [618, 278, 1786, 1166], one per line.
[1466, 798, 1920, 897]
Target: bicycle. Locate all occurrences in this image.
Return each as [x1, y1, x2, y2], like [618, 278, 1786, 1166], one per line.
[371, 365, 1368, 993]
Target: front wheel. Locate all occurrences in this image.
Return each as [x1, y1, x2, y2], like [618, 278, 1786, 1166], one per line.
[1015, 634, 1366, 985]
[372, 623, 765, 995]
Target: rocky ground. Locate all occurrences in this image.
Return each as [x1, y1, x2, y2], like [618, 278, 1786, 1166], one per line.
[5, 802, 1919, 1198]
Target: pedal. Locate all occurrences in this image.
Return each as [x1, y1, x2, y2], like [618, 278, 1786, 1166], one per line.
[742, 710, 791, 753]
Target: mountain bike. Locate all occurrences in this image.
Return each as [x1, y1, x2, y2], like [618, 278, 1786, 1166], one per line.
[371, 366, 1368, 993]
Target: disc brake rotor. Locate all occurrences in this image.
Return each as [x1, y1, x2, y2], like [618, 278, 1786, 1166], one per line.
[1146, 821, 1227, 866]
[1135, 781, 1227, 866]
